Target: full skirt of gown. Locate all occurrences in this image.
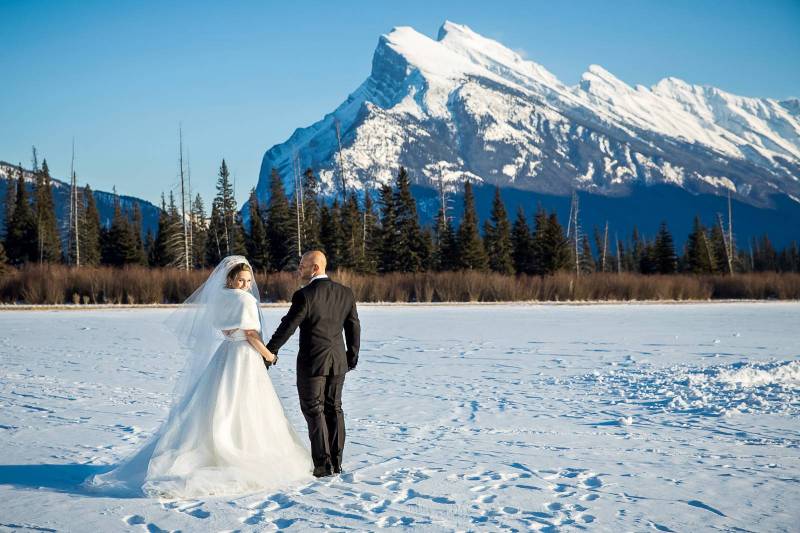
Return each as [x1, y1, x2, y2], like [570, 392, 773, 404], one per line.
[86, 336, 314, 498]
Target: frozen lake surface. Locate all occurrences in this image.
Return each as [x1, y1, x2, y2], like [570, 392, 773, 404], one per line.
[1, 303, 798, 531]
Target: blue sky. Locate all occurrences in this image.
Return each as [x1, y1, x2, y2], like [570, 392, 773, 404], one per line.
[2, 0, 799, 208]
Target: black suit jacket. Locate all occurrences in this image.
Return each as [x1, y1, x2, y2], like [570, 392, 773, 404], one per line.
[267, 277, 360, 378]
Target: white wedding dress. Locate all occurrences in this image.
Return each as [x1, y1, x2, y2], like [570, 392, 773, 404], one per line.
[86, 258, 313, 498]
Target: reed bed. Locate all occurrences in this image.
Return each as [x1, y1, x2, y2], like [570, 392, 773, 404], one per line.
[1, 265, 798, 305]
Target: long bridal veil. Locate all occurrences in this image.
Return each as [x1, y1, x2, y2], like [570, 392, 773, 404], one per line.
[85, 255, 269, 496]
[164, 255, 265, 408]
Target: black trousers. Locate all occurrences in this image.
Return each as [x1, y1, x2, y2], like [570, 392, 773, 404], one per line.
[297, 373, 345, 470]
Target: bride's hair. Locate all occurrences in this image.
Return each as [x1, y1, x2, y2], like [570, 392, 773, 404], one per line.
[226, 262, 253, 287]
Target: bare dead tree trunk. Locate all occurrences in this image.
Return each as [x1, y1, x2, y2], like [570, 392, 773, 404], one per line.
[187, 153, 193, 267]
[566, 191, 574, 238]
[601, 221, 609, 272]
[225, 174, 233, 257]
[438, 170, 449, 237]
[717, 213, 732, 274]
[179, 126, 189, 270]
[293, 151, 302, 258]
[69, 139, 80, 267]
[334, 119, 347, 201]
[700, 230, 715, 273]
[569, 191, 580, 277]
[727, 191, 735, 274]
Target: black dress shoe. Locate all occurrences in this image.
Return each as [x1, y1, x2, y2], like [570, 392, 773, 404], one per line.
[313, 465, 333, 478]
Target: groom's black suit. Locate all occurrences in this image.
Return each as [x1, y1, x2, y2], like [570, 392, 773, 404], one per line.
[266, 276, 360, 475]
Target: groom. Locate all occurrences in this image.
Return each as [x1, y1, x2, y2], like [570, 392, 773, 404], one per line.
[266, 250, 360, 478]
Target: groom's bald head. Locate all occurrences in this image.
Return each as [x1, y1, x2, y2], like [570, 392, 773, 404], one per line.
[299, 250, 327, 281]
[304, 250, 327, 272]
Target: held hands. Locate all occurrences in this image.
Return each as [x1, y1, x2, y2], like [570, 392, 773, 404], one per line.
[243, 329, 278, 367]
[263, 349, 278, 366]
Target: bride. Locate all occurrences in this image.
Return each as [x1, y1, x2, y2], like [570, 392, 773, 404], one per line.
[86, 256, 313, 498]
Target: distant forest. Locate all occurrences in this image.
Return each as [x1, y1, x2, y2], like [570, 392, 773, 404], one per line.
[2, 156, 798, 277]
[1, 155, 799, 304]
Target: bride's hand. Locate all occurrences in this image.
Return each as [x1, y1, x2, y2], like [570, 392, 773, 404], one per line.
[244, 329, 277, 364]
[263, 350, 277, 364]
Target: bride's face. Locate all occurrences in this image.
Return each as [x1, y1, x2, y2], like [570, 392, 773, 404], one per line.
[229, 270, 253, 291]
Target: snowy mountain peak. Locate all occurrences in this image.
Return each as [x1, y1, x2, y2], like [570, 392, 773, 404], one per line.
[579, 64, 634, 97]
[379, 24, 474, 82]
[436, 20, 476, 41]
[256, 21, 800, 214]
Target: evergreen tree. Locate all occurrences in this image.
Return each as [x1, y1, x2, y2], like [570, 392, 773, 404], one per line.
[205, 160, 240, 266]
[539, 212, 571, 275]
[232, 212, 248, 256]
[80, 185, 102, 266]
[338, 193, 361, 270]
[205, 198, 223, 266]
[128, 203, 147, 265]
[245, 189, 270, 272]
[639, 238, 658, 275]
[190, 193, 207, 268]
[778, 241, 799, 273]
[286, 194, 302, 271]
[615, 238, 626, 273]
[377, 183, 398, 272]
[5, 170, 38, 264]
[592, 226, 604, 272]
[654, 221, 677, 274]
[684, 216, 716, 274]
[361, 193, 380, 274]
[753, 234, 778, 272]
[433, 206, 458, 271]
[580, 235, 595, 274]
[163, 190, 189, 267]
[300, 168, 321, 252]
[790, 241, 799, 273]
[143, 228, 155, 263]
[709, 222, 730, 274]
[150, 194, 172, 267]
[3, 171, 16, 238]
[483, 187, 514, 274]
[319, 201, 344, 270]
[456, 181, 488, 271]
[530, 205, 550, 275]
[419, 227, 435, 272]
[392, 167, 427, 272]
[0, 172, 11, 272]
[101, 192, 139, 266]
[511, 207, 534, 275]
[265, 168, 294, 271]
[32, 160, 62, 263]
[630, 226, 644, 273]
[0, 240, 7, 273]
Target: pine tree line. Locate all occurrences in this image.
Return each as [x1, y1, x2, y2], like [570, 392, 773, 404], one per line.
[2, 159, 798, 275]
[237, 167, 799, 276]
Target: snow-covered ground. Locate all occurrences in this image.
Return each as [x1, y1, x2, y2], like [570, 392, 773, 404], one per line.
[1, 303, 798, 532]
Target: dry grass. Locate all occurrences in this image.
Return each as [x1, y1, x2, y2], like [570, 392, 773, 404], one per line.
[0, 265, 798, 304]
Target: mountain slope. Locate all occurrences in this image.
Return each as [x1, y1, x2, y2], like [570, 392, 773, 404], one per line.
[255, 21, 800, 237]
[0, 161, 160, 241]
